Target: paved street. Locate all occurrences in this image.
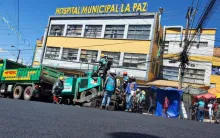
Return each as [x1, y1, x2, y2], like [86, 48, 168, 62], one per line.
[0, 98, 220, 138]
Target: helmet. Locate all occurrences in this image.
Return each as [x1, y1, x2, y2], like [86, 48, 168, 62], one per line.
[123, 71, 128, 75]
[129, 74, 134, 78]
[101, 54, 105, 57]
[110, 69, 116, 75]
[141, 90, 146, 95]
[59, 76, 64, 81]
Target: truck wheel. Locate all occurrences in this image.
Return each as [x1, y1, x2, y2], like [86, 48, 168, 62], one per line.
[80, 88, 98, 102]
[23, 86, 33, 100]
[13, 86, 24, 99]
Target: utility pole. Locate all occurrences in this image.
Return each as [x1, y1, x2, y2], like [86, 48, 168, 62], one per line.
[16, 49, 21, 63]
[178, 7, 193, 90]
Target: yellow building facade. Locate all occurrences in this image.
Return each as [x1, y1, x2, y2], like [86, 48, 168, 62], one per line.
[34, 12, 162, 82]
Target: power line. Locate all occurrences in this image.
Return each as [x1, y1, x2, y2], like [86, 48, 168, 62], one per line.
[0, 2, 34, 50]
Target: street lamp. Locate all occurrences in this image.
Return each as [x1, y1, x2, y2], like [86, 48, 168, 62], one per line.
[11, 46, 21, 63]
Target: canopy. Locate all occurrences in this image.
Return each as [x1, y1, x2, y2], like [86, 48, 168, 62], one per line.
[151, 86, 183, 118]
[194, 93, 216, 100]
[208, 88, 220, 98]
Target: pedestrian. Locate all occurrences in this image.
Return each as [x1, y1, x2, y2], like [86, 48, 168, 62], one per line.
[98, 54, 108, 81]
[207, 100, 213, 122]
[216, 100, 220, 123]
[122, 71, 128, 92]
[100, 69, 117, 110]
[196, 99, 205, 122]
[137, 90, 146, 114]
[148, 96, 154, 114]
[125, 74, 137, 112]
[163, 97, 169, 117]
[52, 76, 65, 104]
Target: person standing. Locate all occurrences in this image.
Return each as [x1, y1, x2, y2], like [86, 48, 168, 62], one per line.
[163, 97, 169, 117]
[207, 100, 213, 122]
[125, 75, 137, 112]
[148, 96, 154, 114]
[100, 69, 117, 110]
[98, 54, 108, 81]
[137, 90, 146, 114]
[52, 76, 65, 104]
[122, 71, 128, 92]
[196, 99, 205, 122]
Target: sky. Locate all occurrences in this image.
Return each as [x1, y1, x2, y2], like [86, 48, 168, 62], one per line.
[0, 0, 219, 65]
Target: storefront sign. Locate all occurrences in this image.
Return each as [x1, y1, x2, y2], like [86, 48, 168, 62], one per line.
[3, 70, 17, 77]
[4, 71, 36, 80]
[55, 2, 148, 15]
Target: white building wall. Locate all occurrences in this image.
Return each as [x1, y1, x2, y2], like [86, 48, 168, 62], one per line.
[49, 18, 155, 40]
[163, 59, 212, 85]
[165, 33, 215, 56]
[43, 59, 147, 79]
[162, 26, 216, 85]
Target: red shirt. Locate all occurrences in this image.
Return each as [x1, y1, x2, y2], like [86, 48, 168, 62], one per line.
[164, 98, 169, 109]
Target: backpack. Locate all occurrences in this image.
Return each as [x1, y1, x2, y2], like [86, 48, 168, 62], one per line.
[105, 76, 116, 92]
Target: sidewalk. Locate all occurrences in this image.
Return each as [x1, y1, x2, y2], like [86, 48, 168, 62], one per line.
[143, 113, 217, 124]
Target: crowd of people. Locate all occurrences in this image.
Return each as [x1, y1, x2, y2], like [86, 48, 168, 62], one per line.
[191, 98, 220, 123]
[100, 70, 154, 114]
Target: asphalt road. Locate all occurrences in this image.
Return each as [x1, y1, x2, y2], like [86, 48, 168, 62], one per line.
[0, 99, 220, 138]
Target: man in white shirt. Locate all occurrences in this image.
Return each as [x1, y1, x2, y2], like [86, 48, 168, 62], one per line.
[207, 100, 213, 122]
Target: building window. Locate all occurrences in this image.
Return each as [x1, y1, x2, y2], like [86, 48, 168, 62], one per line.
[49, 25, 65, 36]
[161, 66, 179, 81]
[80, 50, 98, 63]
[62, 48, 78, 61]
[161, 41, 169, 54]
[66, 25, 82, 37]
[102, 51, 120, 67]
[190, 41, 208, 48]
[212, 66, 220, 75]
[127, 25, 151, 40]
[84, 25, 102, 38]
[45, 47, 60, 60]
[104, 25, 125, 39]
[184, 68, 205, 84]
[210, 83, 216, 88]
[161, 66, 205, 84]
[123, 53, 147, 69]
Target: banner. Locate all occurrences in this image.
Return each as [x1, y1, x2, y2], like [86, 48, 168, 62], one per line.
[56, 2, 148, 15]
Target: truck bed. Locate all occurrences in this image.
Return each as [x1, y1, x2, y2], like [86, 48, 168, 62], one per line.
[1, 66, 64, 84]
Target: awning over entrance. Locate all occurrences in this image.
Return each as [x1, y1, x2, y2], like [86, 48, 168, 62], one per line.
[146, 80, 208, 89]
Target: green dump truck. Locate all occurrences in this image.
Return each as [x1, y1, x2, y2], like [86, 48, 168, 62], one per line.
[0, 59, 64, 101]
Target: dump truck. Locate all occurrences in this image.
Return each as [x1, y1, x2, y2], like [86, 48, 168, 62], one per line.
[0, 59, 64, 101]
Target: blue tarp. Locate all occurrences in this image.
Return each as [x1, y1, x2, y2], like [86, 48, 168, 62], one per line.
[151, 86, 183, 118]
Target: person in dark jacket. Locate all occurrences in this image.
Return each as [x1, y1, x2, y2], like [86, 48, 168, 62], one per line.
[52, 76, 64, 104]
[125, 74, 137, 112]
[100, 69, 117, 110]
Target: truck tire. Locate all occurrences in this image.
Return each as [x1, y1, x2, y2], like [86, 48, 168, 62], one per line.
[81, 88, 98, 107]
[23, 86, 33, 100]
[13, 86, 24, 100]
[80, 88, 98, 102]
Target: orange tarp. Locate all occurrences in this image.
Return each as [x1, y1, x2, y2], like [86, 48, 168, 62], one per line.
[194, 93, 216, 100]
[208, 88, 220, 98]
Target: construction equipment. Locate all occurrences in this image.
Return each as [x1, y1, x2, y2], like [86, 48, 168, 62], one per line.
[0, 59, 63, 101]
[60, 61, 124, 110]
[61, 68, 103, 106]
